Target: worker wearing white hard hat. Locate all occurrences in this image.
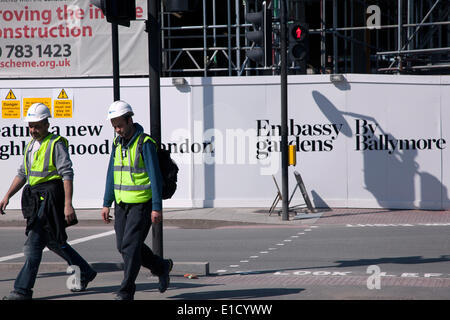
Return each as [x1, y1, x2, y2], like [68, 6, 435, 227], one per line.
[0, 103, 97, 300]
[24, 103, 52, 123]
[23, 103, 52, 142]
[106, 100, 136, 141]
[107, 100, 134, 120]
[101, 100, 172, 300]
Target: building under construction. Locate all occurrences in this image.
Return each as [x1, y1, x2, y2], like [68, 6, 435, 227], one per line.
[160, 0, 449, 77]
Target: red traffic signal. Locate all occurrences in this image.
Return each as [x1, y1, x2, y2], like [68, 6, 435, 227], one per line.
[288, 22, 309, 62]
[292, 25, 305, 40]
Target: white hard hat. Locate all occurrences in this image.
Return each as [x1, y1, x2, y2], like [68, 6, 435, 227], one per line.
[107, 100, 134, 120]
[24, 103, 52, 122]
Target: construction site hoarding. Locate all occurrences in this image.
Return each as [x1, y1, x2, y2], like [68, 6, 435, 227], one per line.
[0, 74, 449, 210]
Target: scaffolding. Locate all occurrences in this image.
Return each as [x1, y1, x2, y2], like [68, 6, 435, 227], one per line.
[161, 0, 254, 76]
[160, 0, 450, 77]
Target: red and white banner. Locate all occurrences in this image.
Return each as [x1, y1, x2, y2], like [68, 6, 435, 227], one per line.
[0, 0, 148, 78]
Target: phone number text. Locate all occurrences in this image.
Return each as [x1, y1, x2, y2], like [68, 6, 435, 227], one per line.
[0, 44, 71, 59]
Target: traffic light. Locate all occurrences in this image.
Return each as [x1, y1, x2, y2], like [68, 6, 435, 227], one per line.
[245, 2, 272, 67]
[90, 0, 136, 27]
[288, 22, 309, 63]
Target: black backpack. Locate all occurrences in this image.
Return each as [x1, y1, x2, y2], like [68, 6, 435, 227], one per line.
[137, 134, 179, 200]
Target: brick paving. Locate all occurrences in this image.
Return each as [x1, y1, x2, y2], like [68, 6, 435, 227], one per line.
[313, 208, 450, 225]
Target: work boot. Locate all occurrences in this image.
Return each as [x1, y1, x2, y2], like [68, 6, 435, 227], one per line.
[2, 290, 32, 300]
[114, 292, 133, 300]
[158, 259, 173, 293]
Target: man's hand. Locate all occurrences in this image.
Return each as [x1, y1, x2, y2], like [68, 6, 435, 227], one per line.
[151, 210, 162, 224]
[101, 207, 112, 224]
[63, 179, 76, 224]
[64, 204, 76, 225]
[0, 176, 26, 215]
[0, 196, 8, 215]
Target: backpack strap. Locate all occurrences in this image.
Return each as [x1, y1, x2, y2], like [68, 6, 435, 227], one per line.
[137, 133, 158, 159]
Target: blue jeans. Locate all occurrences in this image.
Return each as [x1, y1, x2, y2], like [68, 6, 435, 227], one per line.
[14, 203, 94, 297]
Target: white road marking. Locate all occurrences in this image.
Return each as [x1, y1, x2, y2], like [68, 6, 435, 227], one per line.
[0, 252, 26, 262]
[346, 223, 450, 228]
[219, 227, 321, 277]
[274, 269, 450, 279]
[0, 230, 115, 263]
[67, 230, 115, 246]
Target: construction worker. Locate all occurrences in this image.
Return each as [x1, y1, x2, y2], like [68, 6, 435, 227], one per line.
[0, 103, 97, 300]
[101, 100, 172, 300]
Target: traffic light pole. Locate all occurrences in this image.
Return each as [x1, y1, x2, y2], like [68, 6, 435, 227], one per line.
[280, 0, 289, 221]
[147, 0, 164, 257]
[112, 22, 120, 100]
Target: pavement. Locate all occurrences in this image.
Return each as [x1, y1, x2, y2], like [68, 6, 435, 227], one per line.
[1, 206, 449, 227]
[0, 206, 322, 226]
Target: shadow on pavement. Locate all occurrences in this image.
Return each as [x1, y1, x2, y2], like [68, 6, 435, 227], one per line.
[36, 281, 221, 300]
[334, 255, 450, 267]
[168, 288, 304, 300]
[208, 254, 450, 277]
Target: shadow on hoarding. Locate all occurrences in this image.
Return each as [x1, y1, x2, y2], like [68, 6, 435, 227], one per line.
[312, 90, 448, 210]
[311, 190, 331, 209]
[203, 77, 215, 207]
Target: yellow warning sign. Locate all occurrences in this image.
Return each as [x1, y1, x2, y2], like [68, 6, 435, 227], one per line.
[2, 100, 21, 118]
[54, 100, 73, 118]
[57, 89, 69, 99]
[23, 98, 52, 117]
[5, 89, 17, 100]
[2, 89, 20, 119]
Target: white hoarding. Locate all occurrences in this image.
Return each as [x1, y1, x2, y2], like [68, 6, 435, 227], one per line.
[0, 75, 448, 210]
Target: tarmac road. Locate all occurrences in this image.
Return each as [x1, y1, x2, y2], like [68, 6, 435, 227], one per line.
[0, 207, 449, 301]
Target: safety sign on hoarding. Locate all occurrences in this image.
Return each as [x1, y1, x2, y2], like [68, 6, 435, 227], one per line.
[1, 89, 74, 119]
[53, 88, 73, 118]
[1, 89, 21, 119]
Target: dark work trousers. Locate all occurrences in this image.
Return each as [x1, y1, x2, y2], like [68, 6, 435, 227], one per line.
[114, 200, 165, 297]
[14, 200, 94, 297]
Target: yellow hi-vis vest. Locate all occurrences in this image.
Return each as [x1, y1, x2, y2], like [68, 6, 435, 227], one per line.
[113, 134, 156, 204]
[24, 134, 68, 187]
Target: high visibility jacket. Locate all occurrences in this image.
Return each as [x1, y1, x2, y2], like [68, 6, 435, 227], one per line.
[113, 134, 156, 204]
[24, 134, 68, 187]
